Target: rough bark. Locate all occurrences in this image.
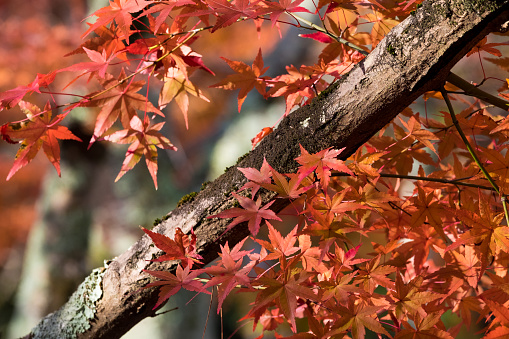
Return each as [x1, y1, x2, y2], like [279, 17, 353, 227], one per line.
[26, 0, 509, 338]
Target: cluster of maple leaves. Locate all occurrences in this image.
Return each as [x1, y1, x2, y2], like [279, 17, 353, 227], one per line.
[2, 0, 509, 337]
[0, 0, 397, 188]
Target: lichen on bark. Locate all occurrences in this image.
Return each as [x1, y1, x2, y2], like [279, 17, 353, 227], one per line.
[28, 267, 105, 339]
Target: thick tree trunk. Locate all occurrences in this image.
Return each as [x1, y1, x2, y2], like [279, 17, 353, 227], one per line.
[25, 0, 509, 338]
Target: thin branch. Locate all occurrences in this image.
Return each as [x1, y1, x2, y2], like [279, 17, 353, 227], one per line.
[446, 72, 509, 111]
[330, 172, 496, 191]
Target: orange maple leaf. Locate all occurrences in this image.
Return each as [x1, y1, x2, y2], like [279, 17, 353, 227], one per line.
[331, 296, 391, 339]
[158, 67, 210, 129]
[84, 69, 164, 145]
[212, 48, 269, 112]
[1, 101, 81, 180]
[295, 144, 353, 188]
[104, 115, 176, 189]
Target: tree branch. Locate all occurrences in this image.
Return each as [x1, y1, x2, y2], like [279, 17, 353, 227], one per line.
[26, 0, 509, 338]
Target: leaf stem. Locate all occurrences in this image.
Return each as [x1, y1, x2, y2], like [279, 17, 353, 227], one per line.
[440, 87, 509, 224]
[440, 87, 499, 194]
[331, 172, 496, 192]
[290, 13, 369, 56]
[85, 30, 200, 102]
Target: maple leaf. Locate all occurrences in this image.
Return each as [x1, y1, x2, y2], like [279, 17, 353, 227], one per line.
[263, 0, 310, 27]
[466, 37, 509, 58]
[261, 166, 313, 199]
[61, 47, 118, 82]
[83, 69, 164, 145]
[203, 239, 254, 311]
[255, 223, 300, 265]
[207, 192, 282, 235]
[297, 234, 329, 274]
[211, 48, 269, 112]
[141, 227, 203, 267]
[83, 0, 151, 38]
[268, 65, 317, 115]
[139, 0, 195, 33]
[159, 67, 210, 129]
[320, 271, 363, 303]
[104, 115, 176, 189]
[206, 0, 265, 31]
[446, 193, 508, 272]
[485, 300, 509, 327]
[390, 273, 442, 321]
[252, 270, 318, 332]
[1, 101, 81, 180]
[397, 224, 442, 274]
[0, 72, 56, 110]
[394, 312, 454, 339]
[295, 144, 353, 188]
[484, 326, 509, 339]
[479, 146, 509, 194]
[355, 255, 396, 294]
[237, 157, 272, 196]
[251, 126, 273, 149]
[327, 243, 369, 273]
[450, 245, 480, 289]
[66, 23, 129, 61]
[399, 115, 439, 157]
[143, 264, 209, 309]
[363, 12, 399, 47]
[408, 187, 448, 241]
[331, 296, 390, 339]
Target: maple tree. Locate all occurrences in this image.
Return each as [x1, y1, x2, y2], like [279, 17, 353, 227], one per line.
[2, 0, 509, 338]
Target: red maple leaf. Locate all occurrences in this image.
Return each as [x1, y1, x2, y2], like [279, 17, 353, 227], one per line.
[206, 0, 265, 32]
[466, 37, 509, 57]
[139, 0, 195, 33]
[203, 239, 254, 311]
[251, 126, 273, 149]
[1, 101, 81, 180]
[143, 264, 209, 309]
[211, 48, 269, 112]
[263, 0, 310, 27]
[104, 115, 176, 189]
[355, 255, 396, 294]
[83, 0, 151, 38]
[207, 192, 282, 235]
[395, 312, 453, 339]
[67, 23, 129, 61]
[251, 270, 317, 332]
[0, 72, 56, 110]
[141, 227, 203, 267]
[61, 47, 118, 82]
[83, 69, 164, 145]
[237, 157, 273, 196]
